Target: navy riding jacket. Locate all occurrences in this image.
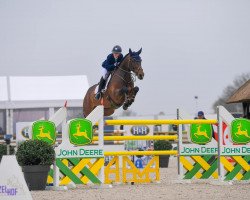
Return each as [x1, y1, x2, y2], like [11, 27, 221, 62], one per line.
[102, 53, 123, 71]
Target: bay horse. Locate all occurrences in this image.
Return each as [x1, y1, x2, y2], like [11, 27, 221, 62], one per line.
[83, 48, 144, 117]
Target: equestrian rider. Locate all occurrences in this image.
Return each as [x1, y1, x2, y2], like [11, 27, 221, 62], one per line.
[95, 45, 123, 100]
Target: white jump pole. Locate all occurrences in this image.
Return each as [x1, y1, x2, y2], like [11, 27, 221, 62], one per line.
[99, 107, 104, 184]
[85, 105, 105, 184]
[49, 107, 55, 118]
[177, 108, 183, 179]
[217, 106, 226, 181]
[6, 76, 12, 136]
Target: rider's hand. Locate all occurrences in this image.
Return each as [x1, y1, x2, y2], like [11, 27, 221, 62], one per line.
[114, 62, 118, 67]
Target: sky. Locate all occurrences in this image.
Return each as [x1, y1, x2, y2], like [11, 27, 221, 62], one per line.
[0, 0, 250, 116]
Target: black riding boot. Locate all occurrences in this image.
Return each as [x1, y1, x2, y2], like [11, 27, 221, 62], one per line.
[95, 77, 106, 100]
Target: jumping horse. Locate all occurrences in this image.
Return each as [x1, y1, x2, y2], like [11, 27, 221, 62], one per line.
[83, 48, 144, 117]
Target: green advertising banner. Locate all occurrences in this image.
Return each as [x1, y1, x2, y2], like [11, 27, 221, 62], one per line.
[69, 118, 93, 146]
[190, 124, 213, 144]
[231, 118, 250, 144]
[32, 120, 56, 145]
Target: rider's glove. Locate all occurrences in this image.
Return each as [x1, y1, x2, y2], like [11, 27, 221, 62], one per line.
[114, 62, 118, 67]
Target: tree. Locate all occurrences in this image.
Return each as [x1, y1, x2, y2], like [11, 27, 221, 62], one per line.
[158, 111, 165, 116]
[212, 73, 250, 113]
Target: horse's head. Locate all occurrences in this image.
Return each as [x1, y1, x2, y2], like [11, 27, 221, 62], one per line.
[128, 48, 144, 80]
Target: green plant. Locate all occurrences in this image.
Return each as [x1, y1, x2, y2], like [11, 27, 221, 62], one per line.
[0, 144, 15, 162]
[154, 140, 173, 151]
[16, 140, 55, 166]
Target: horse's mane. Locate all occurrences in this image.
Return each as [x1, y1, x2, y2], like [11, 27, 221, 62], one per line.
[120, 53, 129, 64]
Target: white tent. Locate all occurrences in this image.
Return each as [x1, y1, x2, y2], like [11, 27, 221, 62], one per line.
[0, 75, 89, 135]
[0, 75, 89, 109]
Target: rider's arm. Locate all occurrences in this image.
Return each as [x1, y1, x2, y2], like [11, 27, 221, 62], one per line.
[102, 55, 116, 71]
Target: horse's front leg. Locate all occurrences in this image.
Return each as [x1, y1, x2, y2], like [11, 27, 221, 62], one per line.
[122, 87, 130, 110]
[123, 86, 139, 110]
[129, 86, 139, 105]
[119, 86, 128, 95]
[114, 86, 129, 110]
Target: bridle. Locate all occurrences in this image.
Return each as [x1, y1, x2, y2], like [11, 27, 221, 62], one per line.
[114, 56, 142, 84]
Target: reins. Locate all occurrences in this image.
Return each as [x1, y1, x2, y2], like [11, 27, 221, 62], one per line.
[114, 58, 136, 84]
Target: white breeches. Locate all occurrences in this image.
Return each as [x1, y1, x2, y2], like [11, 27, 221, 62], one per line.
[102, 68, 111, 80]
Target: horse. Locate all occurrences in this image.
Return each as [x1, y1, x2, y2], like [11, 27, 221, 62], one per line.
[83, 48, 144, 117]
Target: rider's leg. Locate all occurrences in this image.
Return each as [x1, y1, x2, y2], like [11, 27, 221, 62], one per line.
[95, 68, 110, 100]
[102, 68, 110, 89]
[95, 77, 106, 100]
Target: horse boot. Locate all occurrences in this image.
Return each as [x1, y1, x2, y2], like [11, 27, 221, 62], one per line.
[95, 77, 106, 100]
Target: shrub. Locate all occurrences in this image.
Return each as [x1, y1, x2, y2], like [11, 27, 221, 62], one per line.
[16, 140, 55, 166]
[154, 140, 173, 151]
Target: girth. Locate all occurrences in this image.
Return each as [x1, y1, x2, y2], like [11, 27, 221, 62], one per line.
[105, 95, 123, 109]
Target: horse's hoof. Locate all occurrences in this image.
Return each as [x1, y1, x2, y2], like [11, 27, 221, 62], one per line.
[134, 86, 139, 93]
[123, 105, 128, 110]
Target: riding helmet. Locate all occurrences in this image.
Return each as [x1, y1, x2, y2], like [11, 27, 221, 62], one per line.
[112, 45, 122, 53]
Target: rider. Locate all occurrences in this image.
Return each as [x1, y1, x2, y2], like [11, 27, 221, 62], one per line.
[95, 45, 123, 100]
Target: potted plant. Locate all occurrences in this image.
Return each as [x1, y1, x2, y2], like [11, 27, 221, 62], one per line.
[16, 140, 55, 190]
[0, 144, 15, 162]
[154, 140, 173, 168]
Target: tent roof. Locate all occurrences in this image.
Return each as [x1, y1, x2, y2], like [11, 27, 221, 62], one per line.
[0, 75, 89, 109]
[227, 79, 250, 104]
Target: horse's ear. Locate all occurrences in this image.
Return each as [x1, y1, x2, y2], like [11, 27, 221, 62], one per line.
[129, 48, 132, 55]
[137, 48, 142, 55]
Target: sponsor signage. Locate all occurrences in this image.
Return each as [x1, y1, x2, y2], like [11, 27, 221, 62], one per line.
[68, 118, 93, 146]
[220, 145, 250, 156]
[32, 120, 56, 145]
[179, 144, 217, 155]
[180, 145, 250, 156]
[56, 147, 103, 159]
[130, 126, 150, 135]
[231, 119, 250, 144]
[190, 124, 213, 144]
